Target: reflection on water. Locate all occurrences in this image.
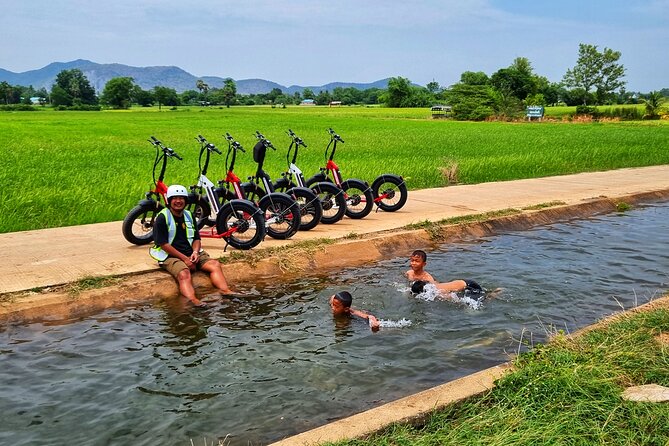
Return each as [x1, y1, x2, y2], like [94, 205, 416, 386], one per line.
[1, 203, 669, 445]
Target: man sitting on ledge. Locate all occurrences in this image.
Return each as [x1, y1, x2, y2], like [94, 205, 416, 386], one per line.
[150, 184, 232, 306]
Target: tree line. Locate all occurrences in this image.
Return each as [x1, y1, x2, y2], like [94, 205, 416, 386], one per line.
[1, 43, 666, 120]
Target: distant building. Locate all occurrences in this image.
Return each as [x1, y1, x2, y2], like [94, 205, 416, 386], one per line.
[328, 101, 342, 107]
[430, 105, 452, 118]
[300, 99, 315, 106]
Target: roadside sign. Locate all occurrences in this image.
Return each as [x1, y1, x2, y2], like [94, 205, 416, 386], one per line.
[526, 106, 544, 120]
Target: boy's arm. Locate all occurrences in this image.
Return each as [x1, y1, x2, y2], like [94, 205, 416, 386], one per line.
[350, 308, 380, 330]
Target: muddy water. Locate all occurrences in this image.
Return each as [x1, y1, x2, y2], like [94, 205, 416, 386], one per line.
[1, 203, 668, 446]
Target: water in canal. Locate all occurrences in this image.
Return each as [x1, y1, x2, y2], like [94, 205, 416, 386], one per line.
[2, 202, 668, 445]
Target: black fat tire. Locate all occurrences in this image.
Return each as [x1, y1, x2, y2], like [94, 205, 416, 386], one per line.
[215, 200, 265, 250]
[305, 173, 329, 188]
[371, 174, 408, 212]
[242, 183, 266, 203]
[310, 182, 346, 224]
[287, 187, 323, 231]
[191, 197, 213, 229]
[122, 202, 163, 245]
[259, 193, 301, 240]
[273, 178, 295, 193]
[341, 179, 374, 219]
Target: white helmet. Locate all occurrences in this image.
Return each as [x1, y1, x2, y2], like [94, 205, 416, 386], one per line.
[166, 184, 188, 202]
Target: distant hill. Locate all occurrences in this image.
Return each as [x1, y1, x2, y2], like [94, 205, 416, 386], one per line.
[0, 59, 391, 95]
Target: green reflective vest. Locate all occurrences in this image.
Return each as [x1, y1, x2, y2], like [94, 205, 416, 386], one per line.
[149, 208, 195, 262]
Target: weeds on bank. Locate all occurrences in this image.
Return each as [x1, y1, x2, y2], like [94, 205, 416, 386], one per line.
[405, 208, 522, 241]
[616, 201, 633, 212]
[522, 200, 567, 210]
[219, 238, 336, 271]
[66, 275, 122, 297]
[330, 305, 669, 446]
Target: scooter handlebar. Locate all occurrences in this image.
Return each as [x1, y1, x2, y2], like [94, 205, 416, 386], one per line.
[327, 128, 344, 143]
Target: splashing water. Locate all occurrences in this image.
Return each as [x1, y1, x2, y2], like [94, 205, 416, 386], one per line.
[451, 293, 484, 310]
[411, 283, 484, 310]
[377, 318, 413, 328]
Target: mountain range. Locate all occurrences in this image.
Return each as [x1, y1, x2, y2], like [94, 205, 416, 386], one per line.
[0, 59, 391, 95]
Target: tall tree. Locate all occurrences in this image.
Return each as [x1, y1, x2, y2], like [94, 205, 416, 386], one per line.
[383, 77, 413, 107]
[459, 71, 489, 86]
[132, 85, 154, 107]
[490, 57, 537, 101]
[426, 81, 441, 94]
[153, 86, 179, 110]
[101, 77, 135, 109]
[221, 78, 237, 107]
[562, 43, 626, 105]
[196, 79, 209, 94]
[0, 81, 14, 104]
[53, 69, 97, 105]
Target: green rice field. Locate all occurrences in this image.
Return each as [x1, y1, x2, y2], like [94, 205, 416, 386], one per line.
[1, 106, 668, 233]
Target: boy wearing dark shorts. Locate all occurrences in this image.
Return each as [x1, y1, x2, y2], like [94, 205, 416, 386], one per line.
[406, 249, 482, 294]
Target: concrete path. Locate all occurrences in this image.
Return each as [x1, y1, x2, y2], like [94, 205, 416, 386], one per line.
[2, 165, 669, 294]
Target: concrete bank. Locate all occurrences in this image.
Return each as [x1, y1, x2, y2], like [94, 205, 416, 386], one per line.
[2, 165, 669, 321]
[2, 188, 669, 323]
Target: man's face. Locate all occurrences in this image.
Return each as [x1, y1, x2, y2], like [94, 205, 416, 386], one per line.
[410, 255, 426, 272]
[329, 295, 347, 316]
[169, 196, 187, 212]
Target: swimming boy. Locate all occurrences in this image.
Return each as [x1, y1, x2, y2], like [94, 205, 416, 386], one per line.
[406, 249, 483, 294]
[329, 291, 380, 330]
[405, 249, 435, 282]
[411, 279, 483, 295]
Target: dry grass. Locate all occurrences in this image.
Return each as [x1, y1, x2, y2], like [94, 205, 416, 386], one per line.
[439, 159, 459, 185]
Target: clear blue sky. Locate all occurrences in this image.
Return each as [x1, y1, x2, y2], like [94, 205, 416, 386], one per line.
[2, 0, 667, 91]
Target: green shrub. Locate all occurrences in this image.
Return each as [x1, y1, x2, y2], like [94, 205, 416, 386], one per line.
[598, 107, 644, 121]
[0, 104, 38, 111]
[575, 105, 599, 117]
[54, 104, 101, 111]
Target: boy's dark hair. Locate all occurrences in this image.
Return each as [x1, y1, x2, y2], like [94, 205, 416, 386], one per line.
[333, 291, 353, 308]
[411, 280, 428, 294]
[411, 250, 427, 262]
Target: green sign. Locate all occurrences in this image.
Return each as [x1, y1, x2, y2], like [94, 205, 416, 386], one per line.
[526, 106, 544, 118]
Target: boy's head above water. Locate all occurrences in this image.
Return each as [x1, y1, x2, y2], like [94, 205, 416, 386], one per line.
[330, 291, 353, 315]
[410, 249, 428, 272]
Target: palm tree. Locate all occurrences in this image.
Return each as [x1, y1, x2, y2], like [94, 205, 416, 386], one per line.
[195, 79, 209, 95]
[642, 91, 665, 119]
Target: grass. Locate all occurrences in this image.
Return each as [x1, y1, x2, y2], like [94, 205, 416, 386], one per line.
[328, 301, 669, 446]
[521, 200, 567, 210]
[65, 275, 122, 296]
[1, 106, 668, 233]
[219, 237, 336, 270]
[405, 208, 523, 240]
[616, 201, 633, 212]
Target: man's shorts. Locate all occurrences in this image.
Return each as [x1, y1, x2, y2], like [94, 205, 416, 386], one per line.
[160, 251, 214, 278]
